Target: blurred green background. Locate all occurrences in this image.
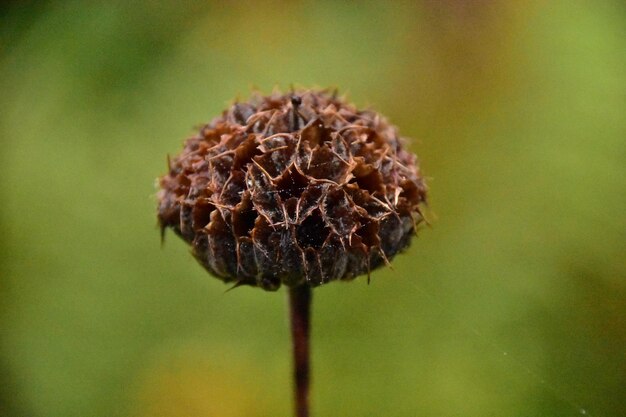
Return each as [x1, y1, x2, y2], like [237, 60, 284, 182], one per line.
[1, 1, 624, 416]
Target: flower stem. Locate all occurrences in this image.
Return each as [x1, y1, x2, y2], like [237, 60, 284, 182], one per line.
[288, 285, 312, 417]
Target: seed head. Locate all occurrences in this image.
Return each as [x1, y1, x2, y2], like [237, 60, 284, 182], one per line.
[157, 89, 427, 290]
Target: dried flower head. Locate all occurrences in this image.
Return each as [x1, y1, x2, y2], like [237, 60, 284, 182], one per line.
[157, 89, 427, 291]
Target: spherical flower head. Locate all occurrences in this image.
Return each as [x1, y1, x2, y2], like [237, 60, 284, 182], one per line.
[157, 89, 427, 291]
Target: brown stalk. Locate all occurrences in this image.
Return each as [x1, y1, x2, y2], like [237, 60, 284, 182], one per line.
[288, 285, 312, 417]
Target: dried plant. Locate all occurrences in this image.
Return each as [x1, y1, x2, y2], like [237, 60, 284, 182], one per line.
[157, 89, 427, 417]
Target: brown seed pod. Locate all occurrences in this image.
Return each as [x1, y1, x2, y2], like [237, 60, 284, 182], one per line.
[157, 89, 427, 290]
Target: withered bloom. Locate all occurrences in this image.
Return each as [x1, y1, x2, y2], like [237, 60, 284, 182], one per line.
[157, 89, 428, 417]
[157, 89, 427, 290]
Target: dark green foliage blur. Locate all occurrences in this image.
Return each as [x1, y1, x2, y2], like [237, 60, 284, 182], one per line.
[1, 1, 624, 416]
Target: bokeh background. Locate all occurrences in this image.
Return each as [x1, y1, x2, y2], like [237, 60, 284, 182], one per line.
[1, 1, 624, 416]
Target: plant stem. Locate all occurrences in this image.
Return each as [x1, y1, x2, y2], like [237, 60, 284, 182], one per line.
[288, 285, 312, 417]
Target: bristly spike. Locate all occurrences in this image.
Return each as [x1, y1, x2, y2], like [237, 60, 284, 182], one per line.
[366, 252, 372, 285]
[159, 224, 166, 247]
[291, 95, 302, 131]
[224, 280, 247, 293]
